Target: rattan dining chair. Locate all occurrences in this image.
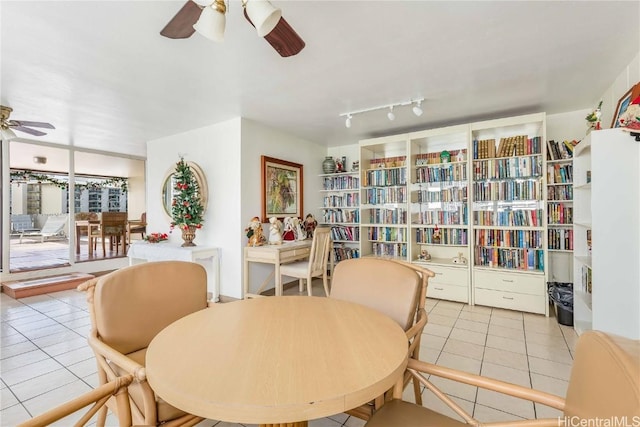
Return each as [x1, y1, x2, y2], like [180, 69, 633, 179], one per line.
[17, 375, 134, 427]
[88, 212, 128, 256]
[329, 257, 435, 420]
[365, 330, 640, 427]
[278, 226, 333, 296]
[78, 261, 209, 427]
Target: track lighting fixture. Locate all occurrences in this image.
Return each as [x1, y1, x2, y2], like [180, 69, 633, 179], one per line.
[413, 100, 423, 117]
[339, 98, 424, 128]
[345, 114, 352, 128]
[387, 107, 395, 121]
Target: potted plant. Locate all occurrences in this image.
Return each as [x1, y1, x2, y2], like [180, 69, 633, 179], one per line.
[170, 157, 204, 246]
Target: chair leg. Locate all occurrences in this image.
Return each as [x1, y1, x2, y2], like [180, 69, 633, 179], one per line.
[322, 273, 330, 297]
[299, 278, 304, 293]
[102, 237, 106, 257]
[307, 275, 313, 297]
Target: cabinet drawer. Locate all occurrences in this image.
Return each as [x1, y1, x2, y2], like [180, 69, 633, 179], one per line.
[428, 283, 468, 303]
[428, 266, 469, 287]
[474, 288, 546, 314]
[474, 270, 544, 296]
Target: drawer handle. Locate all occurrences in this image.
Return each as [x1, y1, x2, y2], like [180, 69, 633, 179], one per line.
[434, 287, 444, 291]
[502, 296, 514, 300]
[502, 279, 514, 283]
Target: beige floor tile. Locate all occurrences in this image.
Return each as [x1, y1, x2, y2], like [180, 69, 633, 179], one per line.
[1, 324, 20, 337]
[420, 333, 447, 351]
[31, 330, 85, 348]
[476, 389, 535, 419]
[0, 402, 31, 426]
[436, 351, 482, 375]
[485, 334, 527, 355]
[458, 311, 491, 323]
[52, 346, 95, 366]
[1, 387, 19, 410]
[527, 356, 572, 381]
[327, 412, 349, 424]
[429, 376, 478, 401]
[526, 342, 573, 364]
[525, 330, 568, 348]
[423, 322, 453, 338]
[430, 306, 462, 319]
[421, 390, 475, 423]
[490, 308, 524, 320]
[442, 338, 485, 361]
[5, 313, 50, 328]
[82, 373, 100, 389]
[482, 347, 529, 371]
[534, 402, 564, 420]
[343, 415, 366, 426]
[434, 300, 465, 310]
[427, 313, 458, 327]
[20, 324, 70, 341]
[10, 368, 79, 402]
[473, 402, 526, 423]
[1, 332, 29, 349]
[1, 358, 63, 386]
[418, 347, 441, 363]
[1, 340, 37, 359]
[530, 373, 569, 397]
[449, 328, 487, 346]
[21, 379, 92, 418]
[480, 361, 531, 388]
[462, 304, 492, 314]
[40, 336, 89, 357]
[50, 311, 90, 323]
[61, 316, 92, 329]
[487, 323, 525, 341]
[489, 315, 524, 330]
[524, 319, 564, 336]
[65, 358, 97, 378]
[308, 417, 343, 426]
[0, 349, 50, 371]
[454, 318, 489, 334]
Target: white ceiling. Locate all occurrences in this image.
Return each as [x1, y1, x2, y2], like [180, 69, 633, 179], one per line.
[1, 1, 639, 159]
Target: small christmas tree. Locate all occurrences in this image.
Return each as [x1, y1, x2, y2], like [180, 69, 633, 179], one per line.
[170, 158, 204, 232]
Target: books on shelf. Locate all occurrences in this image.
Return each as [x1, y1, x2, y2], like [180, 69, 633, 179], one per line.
[547, 184, 573, 201]
[416, 227, 468, 245]
[547, 203, 573, 225]
[547, 164, 573, 184]
[473, 208, 542, 227]
[330, 225, 359, 242]
[415, 149, 467, 165]
[474, 246, 544, 271]
[322, 174, 359, 190]
[473, 136, 542, 159]
[548, 228, 573, 250]
[364, 187, 407, 204]
[473, 156, 543, 180]
[333, 244, 359, 262]
[546, 139, 577, 160]
[366, 208, 407, 224]
[322, 208, 359, 224]
[367, 227, 407, 242]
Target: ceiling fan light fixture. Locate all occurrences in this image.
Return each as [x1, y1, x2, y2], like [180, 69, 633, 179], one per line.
[193, 0, 226, 42]
[412, 101, 423, 117]
[387, 107, 395, 121]
[345, 114, 352, 128]
[245, 0, 282, 37]
[1, 126, 16, 141]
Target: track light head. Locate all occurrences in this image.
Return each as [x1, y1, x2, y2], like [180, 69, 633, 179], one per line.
[345, 114, 352, 128]
[412, 101, 423, 117]
[387, 107, 395, 121]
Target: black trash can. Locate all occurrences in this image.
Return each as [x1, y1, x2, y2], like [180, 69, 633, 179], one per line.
[548, 282, 573, 326]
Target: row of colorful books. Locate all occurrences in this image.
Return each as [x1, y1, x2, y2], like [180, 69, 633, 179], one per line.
[547, 139, 576, 160]
[474, 247, 544, 271]
[322, 175, 360, 190]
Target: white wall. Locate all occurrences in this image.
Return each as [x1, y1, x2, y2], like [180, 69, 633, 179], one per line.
[600, 52, 640, 128]
[240, 119, 326, 297]
[147, 118, 242, 299]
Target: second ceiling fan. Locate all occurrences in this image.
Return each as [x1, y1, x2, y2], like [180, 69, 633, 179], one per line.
[160, 0, 305, 58]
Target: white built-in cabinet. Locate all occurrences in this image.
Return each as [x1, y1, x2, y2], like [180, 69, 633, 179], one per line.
[573, 129, 640, 339]
[326, 113, 552, 314]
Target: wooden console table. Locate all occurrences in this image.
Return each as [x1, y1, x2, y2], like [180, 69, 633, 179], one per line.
[128, 241, 220, 302]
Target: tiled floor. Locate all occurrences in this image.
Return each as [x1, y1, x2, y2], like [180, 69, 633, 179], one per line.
[0, 281, 578, 426]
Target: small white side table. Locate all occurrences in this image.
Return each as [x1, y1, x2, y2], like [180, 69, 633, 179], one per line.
[128, 241, 220, 302]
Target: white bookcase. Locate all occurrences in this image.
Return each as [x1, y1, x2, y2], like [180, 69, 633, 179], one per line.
[574, 129, 640, 339]
[319, 171, 360, 263]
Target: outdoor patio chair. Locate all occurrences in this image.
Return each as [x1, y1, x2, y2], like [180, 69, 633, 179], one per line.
[17, 214, 68, 243]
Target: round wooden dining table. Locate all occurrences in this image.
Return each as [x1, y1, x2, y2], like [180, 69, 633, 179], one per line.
[146, 296, 409, 427]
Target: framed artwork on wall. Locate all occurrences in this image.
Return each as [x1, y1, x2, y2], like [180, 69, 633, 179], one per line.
[261, 156, 303, 222]
[612, 82, 640, 128]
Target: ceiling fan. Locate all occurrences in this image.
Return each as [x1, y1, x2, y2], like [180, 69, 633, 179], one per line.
[0, 106, 55, 140]
[160, 0, 305, 58]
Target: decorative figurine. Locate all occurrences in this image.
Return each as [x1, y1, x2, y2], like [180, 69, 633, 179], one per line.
[282, 217, 296, 241]
[268, 216, 283, 245]
[245, 216, 266, 247]
[418, 249, 431, 261]
[335, 157, 344, 173]
[351, 161, 359, 172]
[440, 150, 451, 163]
[455, 150, 465, 163]
[432, 225, 441, 244]
[293, 217, 306, 241]
[452, 252, 468, 265]
[304, 213, 317, 238]
[585, 100, 603, 131]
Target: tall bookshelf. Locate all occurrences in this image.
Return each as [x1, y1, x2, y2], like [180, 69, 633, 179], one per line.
[319, 171, 360, 262]
[359, 135, 409, 260]
[572, 134, 592, 334]
[470, 113, 548, 315]
[574, 129, 640, 339]
[409, 125, 471, 303]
